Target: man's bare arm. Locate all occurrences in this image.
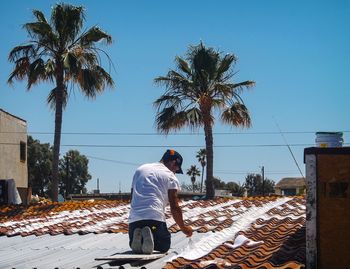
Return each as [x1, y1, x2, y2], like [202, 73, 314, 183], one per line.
[168, 189, 193, 237]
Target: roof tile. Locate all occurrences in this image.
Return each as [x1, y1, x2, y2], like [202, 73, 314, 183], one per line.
[0, 196, 306, 268]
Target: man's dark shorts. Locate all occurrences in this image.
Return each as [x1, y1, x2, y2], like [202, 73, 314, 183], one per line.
[128, 219, 171, 253]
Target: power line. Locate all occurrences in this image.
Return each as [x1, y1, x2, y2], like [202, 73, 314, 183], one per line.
[61, 143, 313, 148]
[86, 155, 140, 167]
[215, 171, 300, 175]
[88, 157, 303, 175]
[1, 130, 349, 135]
[1, 142, 348, 148]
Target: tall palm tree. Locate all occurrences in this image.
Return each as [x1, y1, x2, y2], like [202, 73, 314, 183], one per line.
[8, 4, 114, 202]
[154, 42, 254, 199]
[196, 148, 206, 193]
[186, 165, 200, 193]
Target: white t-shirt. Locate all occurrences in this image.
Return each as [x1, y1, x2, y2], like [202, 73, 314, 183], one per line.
[128, 162, 180, 223]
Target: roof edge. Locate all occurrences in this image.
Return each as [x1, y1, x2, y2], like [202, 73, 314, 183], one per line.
[0, 108, 27, 123]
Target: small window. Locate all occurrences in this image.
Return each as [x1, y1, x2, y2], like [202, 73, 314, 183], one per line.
[20, 141, 26, 162]
[282, 188, 297, 196]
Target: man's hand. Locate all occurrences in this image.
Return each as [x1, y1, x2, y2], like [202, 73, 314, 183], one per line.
[169, 189, 193, 237]
[180, 225, 193, 237]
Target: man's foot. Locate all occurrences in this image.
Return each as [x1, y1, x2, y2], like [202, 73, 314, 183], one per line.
[141, 226, 154, 254]
[131, 228, 142, 254]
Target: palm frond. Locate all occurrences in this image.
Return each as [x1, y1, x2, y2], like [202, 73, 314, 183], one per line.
[27, 58, 47, 89]
[155, 105, 202, 134]
[216, 54, 236, 80]
[154, 75, 172, 85]
[44, 59, 55, 82]
[79, 26, 112, 46]
[63, 51, 79, 73]
[189, 43, 219, 80]
[33, 10, 48, 23]
[8, 45, 36, 62]
[226, 80, 256, 99]
[80, 51, 98, 66]
[155, 71, 190, 87]
[155, 107, 188, 134]
[184, 107, 203, 128]
[212, 83, 233, 99]
[95, 65, 114, 87]
[153, 94, 182, 111]
[221, 102, 251, 128]
[74, 66, 114, 98]
[51, 3, 84, 45]
[47, 87, 68, 110]
[175, 56, 191, 76]
[8, 57, 30, 84]
[187, 165, 200, 177]
[154, 72, 196, 100]
[232, 80, 256, 91]
[211, 97, 226, 110]
[24, 22, 56, 45]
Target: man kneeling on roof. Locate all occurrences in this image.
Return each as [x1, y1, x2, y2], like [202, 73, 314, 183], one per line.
[128, 149, 193, 254]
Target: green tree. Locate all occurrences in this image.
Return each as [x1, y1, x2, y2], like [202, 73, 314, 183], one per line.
[244, 173, 275, 196]
[59, 150, 91, 197]
[212, 176, 226, 190]
[180, 182, 201, 193]
[186, 165, 200, 192]
[27, 136, 53, 197]
[8, 3, 114, 202]
[196, 148, 206, 193]
[226, 181, 245, 197]
[154, 42, 254, 199]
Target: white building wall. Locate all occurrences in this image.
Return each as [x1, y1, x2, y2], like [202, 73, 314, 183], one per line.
[0, 109, 28, 188]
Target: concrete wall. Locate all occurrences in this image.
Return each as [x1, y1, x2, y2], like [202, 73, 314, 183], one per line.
[305, 153, 317, 269]
[0, 110, 28, 188]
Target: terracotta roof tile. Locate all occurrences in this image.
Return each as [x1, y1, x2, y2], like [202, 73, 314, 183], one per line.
[0, 196, 306, 268]
[164, 196, 305, 269]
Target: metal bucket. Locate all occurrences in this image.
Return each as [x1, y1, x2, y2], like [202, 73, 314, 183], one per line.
[315, 132, 343, 148]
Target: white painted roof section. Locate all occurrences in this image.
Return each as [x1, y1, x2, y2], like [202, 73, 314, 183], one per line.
[0, 233, 127, 268]
[172, 197, 292, 260]
[0, 197, 303, 269]
[0, 232, 206, 269]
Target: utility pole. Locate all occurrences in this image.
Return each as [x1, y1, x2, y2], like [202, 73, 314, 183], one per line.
[261, 166, 265, 196]
[97, 178, 100, 193]
[65, 156, 69, 199]
[119, 181, 122, 200]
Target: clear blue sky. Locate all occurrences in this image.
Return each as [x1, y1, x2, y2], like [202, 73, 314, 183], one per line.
[1, 0, 349, 193]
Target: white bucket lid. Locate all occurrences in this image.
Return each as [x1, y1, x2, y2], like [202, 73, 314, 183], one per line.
[316, 131, 343, 136]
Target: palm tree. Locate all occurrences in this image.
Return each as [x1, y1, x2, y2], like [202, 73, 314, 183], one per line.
[8, 4, 114, 202]
[186, 165, 200, 193]
[196, 148, 206, 193]
[154, 42, 254, 199]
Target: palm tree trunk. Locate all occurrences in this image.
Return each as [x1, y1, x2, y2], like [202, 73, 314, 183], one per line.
[200, 165, 204, 193]
[204, 123, 214, 199]
[52, 61, 64, 202]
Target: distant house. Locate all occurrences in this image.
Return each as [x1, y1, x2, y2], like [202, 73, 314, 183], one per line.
[275, 177, 306, 196]
[0, 109, 28, 203]
[215, 189, 232, 197]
